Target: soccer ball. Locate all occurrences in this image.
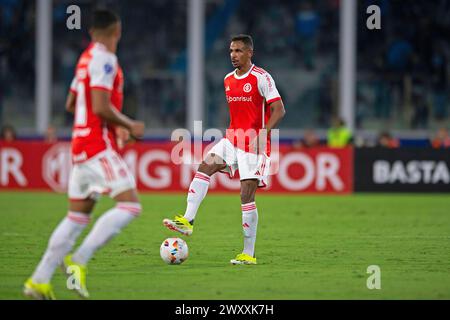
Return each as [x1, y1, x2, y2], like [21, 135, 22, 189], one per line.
[160, 237, 189, 265]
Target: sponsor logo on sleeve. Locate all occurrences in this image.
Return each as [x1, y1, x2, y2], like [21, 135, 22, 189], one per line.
[104, 63, 113, 74]
[265, 74, 273, 91]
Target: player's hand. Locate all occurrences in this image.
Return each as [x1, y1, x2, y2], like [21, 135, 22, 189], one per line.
[130, 121, 145, 139]
[250, 130, 268, 154]
[116, 126, 130, 149]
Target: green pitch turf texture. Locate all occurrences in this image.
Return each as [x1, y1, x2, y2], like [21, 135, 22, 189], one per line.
[0, 192, 449, 300]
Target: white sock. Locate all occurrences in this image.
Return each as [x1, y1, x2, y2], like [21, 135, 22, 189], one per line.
[183, 172, 210, 222]
[72, 202, 141, 266]
[32, 212, 90, 284]
[242, 202, 258, 257]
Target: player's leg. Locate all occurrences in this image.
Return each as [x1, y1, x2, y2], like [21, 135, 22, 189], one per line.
[25, 165, 95, 300]
[25, 200, 93, 300]
[164, 138, 236, 236]
[230, 179, 259, 265]
[184, 138, 237, 224]
[230, 150, 270, 265]
[70, 188, 141, 268]
[31, 199, 95, 284]
[185, 154, 227, 222]
[163, 155, 226, 235]
[65, 151, 140, 298]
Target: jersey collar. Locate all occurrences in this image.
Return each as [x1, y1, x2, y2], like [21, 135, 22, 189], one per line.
[234, 64, 255, 80]
[92, 42, 108, 52]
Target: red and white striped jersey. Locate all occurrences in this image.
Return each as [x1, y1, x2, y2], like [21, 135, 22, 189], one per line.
[69, 42, 124, 163]
[224, 64, 282, 155]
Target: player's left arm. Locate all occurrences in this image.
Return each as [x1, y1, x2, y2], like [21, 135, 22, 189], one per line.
[253, 72, 286, 153]
[253, 100, 286, 153]
[259, 72, 286, 132]
[265, 99, 286, 133]
[65, 76, 78, 114]
[65, 91, 76, 114]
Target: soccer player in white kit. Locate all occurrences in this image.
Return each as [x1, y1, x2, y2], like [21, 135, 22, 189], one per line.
[164, 34, 286, 265]
[24, 9, 145, 299]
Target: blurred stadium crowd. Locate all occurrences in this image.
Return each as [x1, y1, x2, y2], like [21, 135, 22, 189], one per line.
[0, 0, 449, 146]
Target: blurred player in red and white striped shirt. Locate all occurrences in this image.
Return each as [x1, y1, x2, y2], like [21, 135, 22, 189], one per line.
[24, 9, 144, 300]
[164, 34, 286, 265]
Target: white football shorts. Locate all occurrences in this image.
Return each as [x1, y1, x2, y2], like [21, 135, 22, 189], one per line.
[68, 149, 136, 200]
[207, 138, 270, 188]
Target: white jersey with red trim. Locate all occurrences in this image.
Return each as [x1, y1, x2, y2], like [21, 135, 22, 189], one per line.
[69, 42, 124, 163]
[224, 64, 281, 155]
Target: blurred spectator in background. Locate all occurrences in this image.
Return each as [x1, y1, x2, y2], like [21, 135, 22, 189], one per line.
[411, 86, 430, 129]
[430, 128, 450, 149]
[44, 125, 58, 144]
[386, 34, 413, 75]
[430, 41, 448, 121]
[317, 71, 334, 127]
[294, 1, 320, 70]
[377, 131, 400, 148]
[0, 82, 3, 127]
[0, 124, 16, 142]
[0, 0, 447, 132]
[294, 129, 321, 149]
[327, 117, 352, 148]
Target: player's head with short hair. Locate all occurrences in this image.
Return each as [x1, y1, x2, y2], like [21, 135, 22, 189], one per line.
[89, 8, 121, 40]
[229, 34, 254, 70]
[231, 34, 254, 50]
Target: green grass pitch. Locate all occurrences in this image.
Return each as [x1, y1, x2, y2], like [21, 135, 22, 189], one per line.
[0, 192, 449, 300]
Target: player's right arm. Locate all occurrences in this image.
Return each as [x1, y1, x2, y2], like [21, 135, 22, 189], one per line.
[91, 89, 144, 138]
[89, 52, 144, 138]
[65, 76, 78, 113]
[65, 91, 76, 114]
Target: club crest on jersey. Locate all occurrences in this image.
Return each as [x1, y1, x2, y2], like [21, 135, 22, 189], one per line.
[243, 83, 252, 93]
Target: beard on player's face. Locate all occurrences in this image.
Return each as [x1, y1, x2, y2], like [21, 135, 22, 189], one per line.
[230, 41, 252, 69]
[232, 55, 250, 69]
